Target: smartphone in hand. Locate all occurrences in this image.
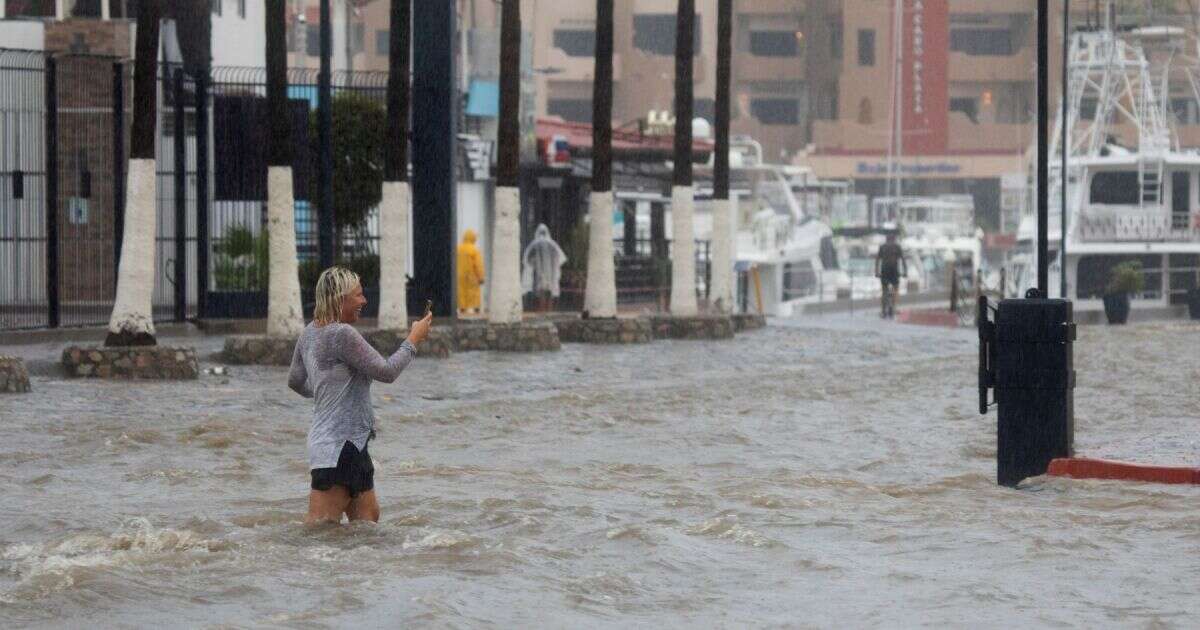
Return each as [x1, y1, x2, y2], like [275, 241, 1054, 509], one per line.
[424, 299, 433, 317]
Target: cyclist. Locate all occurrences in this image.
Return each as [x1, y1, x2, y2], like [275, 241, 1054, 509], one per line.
[875, 231, 907, 319]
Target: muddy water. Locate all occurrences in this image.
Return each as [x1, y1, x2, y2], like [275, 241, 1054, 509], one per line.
[1, 317, 1198, 628]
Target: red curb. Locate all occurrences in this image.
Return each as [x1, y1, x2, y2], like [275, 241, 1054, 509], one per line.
[895, 308, 959, 328]
[1047, 457, 1200, 485]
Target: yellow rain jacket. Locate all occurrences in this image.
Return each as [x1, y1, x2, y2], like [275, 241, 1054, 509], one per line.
[457, 229, 486, 310]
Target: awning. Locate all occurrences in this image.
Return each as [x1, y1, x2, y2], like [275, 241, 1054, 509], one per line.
[465, 80, 499, 117]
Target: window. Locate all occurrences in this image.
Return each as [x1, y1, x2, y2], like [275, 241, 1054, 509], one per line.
[1171, 98, 1198, 125]
[377, 30, 390, 56]
[210, 0, 221, 16]
[751, 98, 800, 125]
[548, 99, 592, 124]
[306, 25, 320, 56]
[633, 14, 702, 56]
[1077, 255, 1163, 299]
[950, 97, 978, 123]
[830, 21, 843, 59]
[1089, 171, 1140, 205]
[749, 31, 800, 57]
[1172, 171, 1190, 228]
[70, 0, 102, 17]
[857, 29, 875, 66]
[694, 98, 715, 123]
[353, 23, 365, 53]
[553, 29, 595, 57]
[783, 261, 817, 299]
[950, 29, 1014, 56]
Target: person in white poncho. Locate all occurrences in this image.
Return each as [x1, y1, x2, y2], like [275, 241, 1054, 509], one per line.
[521, 223, 568, 312]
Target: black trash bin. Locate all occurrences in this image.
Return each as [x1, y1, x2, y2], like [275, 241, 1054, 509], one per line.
[1189, 287, 1200, 320]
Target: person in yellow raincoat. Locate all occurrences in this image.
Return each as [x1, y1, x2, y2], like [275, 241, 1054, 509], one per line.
[457, 229, 486, 314]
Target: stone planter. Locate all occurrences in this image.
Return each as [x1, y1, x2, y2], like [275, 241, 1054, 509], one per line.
[222, 336, 296, 366]
[554, 317, 653, 344]
[453, 321, 561, 352]
[0, 355, 31, 393]
[364, 328, 453, 359]
[650, 315, 735, 340]
[731, 313, 766, 332]
[62, 346, 199, 380]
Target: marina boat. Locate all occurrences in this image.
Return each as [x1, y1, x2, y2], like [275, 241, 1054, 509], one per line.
[1009, 7, 1200, 314]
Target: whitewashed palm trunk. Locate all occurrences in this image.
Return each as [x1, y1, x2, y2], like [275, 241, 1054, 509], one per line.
[106, 158, 158, 341]
[584, 191, 617, 317]
[266, 166, 304, 338]
[488, 185, 523, 323]
[709, 198, 733, 313]
[670, 185, 698, 315]
[377, 181, 409, 329]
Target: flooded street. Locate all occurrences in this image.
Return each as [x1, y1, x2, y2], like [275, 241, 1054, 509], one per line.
[2, 316, 1199, 628]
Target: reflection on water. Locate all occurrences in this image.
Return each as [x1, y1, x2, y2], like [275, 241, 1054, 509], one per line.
[1, 317, 1198, 626]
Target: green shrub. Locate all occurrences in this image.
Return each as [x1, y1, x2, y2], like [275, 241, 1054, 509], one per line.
[1106, 260, 1145, 295]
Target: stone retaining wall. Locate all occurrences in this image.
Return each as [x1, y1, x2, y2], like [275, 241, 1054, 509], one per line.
[364, 329, 454, 359]
[62, 346, 199, 379]
[732, 313, 767, 332]
[650, 315, 735, 340]
[222, 336, 296, 366]
[454, 321, 561, 352]
[554, 317, 653, 344]
[0, 355, 31, 393]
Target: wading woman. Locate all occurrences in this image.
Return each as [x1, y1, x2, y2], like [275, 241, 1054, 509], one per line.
[288, 267, 432, 523]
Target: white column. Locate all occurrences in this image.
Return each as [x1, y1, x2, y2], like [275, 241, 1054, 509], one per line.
[488, 185, 524, 324]
[107, 158, 158, 341]
[709, 197, 733, 313]
[266, 166, 305, 338]
[584, 191, 618, 318]
[377, 181, 410, 330]
[670, 185, 698, 315]
[56, 0, 65, 21]
[101, 0, 110, 20]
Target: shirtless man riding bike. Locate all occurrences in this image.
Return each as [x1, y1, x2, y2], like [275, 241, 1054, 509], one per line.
[874, 232, 907, 319]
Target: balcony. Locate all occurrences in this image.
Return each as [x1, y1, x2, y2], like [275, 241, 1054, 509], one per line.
[1077, 206, 1200, 242]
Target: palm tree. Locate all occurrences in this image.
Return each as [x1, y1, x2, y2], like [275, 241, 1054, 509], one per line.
[263, 0, 304, 338]
[709, 0, 734, 312]
[489, 0, 523, 324]
[378, 0, 411, 330]
[670, 0, 699, 316]
[584, 0, 618, 319]
[106, 0, 163, 347]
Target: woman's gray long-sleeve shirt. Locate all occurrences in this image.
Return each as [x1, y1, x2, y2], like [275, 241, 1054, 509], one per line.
[288, 322, 416, 469]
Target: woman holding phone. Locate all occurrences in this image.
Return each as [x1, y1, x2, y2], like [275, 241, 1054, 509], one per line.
[287, 267, 433, 523]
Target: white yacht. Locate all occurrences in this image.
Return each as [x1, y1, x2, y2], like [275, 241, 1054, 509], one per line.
[1010, 10, 1200, 313]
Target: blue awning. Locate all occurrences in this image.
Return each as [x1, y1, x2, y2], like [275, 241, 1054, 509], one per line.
[465, 80, 499, 117]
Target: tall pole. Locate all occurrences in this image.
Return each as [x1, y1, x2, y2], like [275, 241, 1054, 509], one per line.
[585, 0, 618, 318]
[1060, 0, 1069, 298]
[317, 0, 335, 270]
[264, 0, 304, 338]
[412, 0, 457, 317]
[1038, 0, 1049, 296]
[488, 0, 525, 323]
[378, 0, 412, 329]
[670, 0, 699, 316]
[710, 0, 734, 312]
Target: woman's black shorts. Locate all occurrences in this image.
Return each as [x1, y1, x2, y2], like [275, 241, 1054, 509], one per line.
[311, 440, 374, 497]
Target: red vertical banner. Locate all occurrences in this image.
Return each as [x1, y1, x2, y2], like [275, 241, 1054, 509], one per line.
[902, 0, 949, 154]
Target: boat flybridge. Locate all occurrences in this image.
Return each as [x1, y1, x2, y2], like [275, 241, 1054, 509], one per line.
[1011, 7, 1200, 312]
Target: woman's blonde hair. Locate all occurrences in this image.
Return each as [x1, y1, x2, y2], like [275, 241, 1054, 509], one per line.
[313, 266, 361, 325]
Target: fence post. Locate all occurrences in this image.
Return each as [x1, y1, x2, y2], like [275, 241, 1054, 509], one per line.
[173, 68, 187, 322]
[194, 69, 209, 319]
[112, 61, 125, 285]
[45, 55, 59, 328]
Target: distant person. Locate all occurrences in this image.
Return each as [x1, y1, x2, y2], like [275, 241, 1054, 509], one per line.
[875, 232, 907, 319]
[522, 223, 567, 312]
[457, 229, 485, 315]
[288, 266, 432, 524]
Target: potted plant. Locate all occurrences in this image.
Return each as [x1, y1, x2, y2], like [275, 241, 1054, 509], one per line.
[1103, 260, 1143, 324]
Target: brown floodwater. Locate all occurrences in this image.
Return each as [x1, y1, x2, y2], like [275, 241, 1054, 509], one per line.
[1, 315, 1198, 627]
